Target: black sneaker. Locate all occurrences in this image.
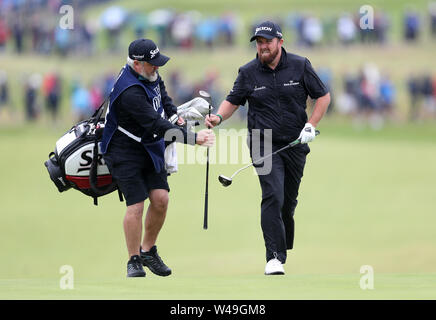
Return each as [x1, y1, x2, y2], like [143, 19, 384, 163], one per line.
[140, 246, 172, 276]
[127, 255, 146, 277]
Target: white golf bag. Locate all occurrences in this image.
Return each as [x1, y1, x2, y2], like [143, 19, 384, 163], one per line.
[44, 100, 121, 205]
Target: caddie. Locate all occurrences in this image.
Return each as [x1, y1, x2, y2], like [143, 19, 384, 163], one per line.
[101, 38, 214, 277]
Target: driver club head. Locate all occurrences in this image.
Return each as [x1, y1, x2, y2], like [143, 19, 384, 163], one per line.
[199, 90, 212, 105]
[199, 90, 211, 99]
[218, 175, 232, 187]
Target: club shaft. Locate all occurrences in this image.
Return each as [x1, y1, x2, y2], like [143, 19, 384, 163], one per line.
[230, 139, 300, 179]
[203, 100, 212, 230]
[229, 130, 319, 180]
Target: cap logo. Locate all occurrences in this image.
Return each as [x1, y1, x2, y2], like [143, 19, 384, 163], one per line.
[255, 26, 273, 34]
[276, 31, 282, 37]
[150, 47, 159, 59]
[132, 54, 145, 59]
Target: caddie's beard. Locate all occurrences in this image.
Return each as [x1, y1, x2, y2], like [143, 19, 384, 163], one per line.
[259, 45, 280, 65]
[141, 70, 158, 82]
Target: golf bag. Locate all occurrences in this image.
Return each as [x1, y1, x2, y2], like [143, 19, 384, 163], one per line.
[44, 95, 211, 206]
[44, 100, 123, 206]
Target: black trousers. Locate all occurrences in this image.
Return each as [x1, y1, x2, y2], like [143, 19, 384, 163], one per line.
[254, 143, 310, 264]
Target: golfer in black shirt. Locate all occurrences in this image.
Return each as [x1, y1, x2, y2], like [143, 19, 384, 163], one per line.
[206, 21, 330, 275]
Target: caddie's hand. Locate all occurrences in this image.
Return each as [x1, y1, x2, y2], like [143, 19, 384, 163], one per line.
[204, 114, 221, 128]
[298, 123, 316, 144]
[177, 116, 185, 126]
[196, 129, 215, 147]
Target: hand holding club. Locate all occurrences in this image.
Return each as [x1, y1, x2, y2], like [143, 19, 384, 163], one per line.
[196, 129, 215, 147]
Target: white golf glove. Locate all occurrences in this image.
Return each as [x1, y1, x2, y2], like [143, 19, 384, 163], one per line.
[298, 123, 316, 144]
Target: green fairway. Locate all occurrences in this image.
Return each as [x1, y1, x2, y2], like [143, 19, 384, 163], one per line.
[1, 0, 436, 301]
[1, 123, 436, 299]
[1, 274, 436, 300]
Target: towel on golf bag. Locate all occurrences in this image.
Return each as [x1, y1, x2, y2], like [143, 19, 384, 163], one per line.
[164, 142, 178, 174]
[163, 97, 212, 174]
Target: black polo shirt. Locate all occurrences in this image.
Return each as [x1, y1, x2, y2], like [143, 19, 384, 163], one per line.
[226, 47, 328, 143]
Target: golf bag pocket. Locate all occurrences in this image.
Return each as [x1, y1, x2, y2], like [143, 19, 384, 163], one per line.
[45, 152, 71, 192]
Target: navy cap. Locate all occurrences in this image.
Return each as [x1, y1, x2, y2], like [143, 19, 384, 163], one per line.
[250, 21, 283, 42]
[128, 39, 170, 66]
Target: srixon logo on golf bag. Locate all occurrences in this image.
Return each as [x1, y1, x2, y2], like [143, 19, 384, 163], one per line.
[78, 150, 104, 173]
[44, 101, 123, 206]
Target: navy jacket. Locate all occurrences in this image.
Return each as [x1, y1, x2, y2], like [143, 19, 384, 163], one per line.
[100, 65, 194, 173]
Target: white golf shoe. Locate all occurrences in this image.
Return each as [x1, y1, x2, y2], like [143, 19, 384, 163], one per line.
[264, 258, 285, 275]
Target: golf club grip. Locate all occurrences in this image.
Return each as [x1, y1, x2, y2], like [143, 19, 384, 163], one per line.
[203, 202, 208, 229]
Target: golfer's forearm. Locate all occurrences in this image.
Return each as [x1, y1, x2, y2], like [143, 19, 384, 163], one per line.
[217, 100, 239, 120]
[308, 93, 330, 127]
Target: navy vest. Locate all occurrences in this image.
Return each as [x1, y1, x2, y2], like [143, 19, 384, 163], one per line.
[100, 65, 166, 173]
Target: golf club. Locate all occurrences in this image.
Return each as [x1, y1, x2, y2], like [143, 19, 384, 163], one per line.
[218, 130, 320, 187]
[199, 90, 212, 229]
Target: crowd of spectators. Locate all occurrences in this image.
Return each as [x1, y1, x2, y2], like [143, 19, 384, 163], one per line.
[1, 2, 436, 127]
[271, 6, 435, 48]
[0, 68, 116, 124]
[0, 67, 226, 124]
[140, 9, 239, 50]
[1, 65, 436, 127]
[1, 2, 436, 55]
[168, 68, 223, 107]
[70, 72, 115, 122]
[333, 65, 436, 127]
[407, 73, 436, 121]
[0, 0, 103, 56]
[335, 64, 396, 129]
[0, 2, 240, 55]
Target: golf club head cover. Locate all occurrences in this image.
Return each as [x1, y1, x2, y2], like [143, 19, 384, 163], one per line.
[177, 97, 212, 117]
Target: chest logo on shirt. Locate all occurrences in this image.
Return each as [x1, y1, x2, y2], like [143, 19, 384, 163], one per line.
[254, 86, 266, 91]
[284, 80, 300, 86]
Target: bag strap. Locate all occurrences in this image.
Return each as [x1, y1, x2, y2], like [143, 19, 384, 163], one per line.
[88, 95, 126, 205]
[89, 135, 118, 204]
[89, 97, 110, 126]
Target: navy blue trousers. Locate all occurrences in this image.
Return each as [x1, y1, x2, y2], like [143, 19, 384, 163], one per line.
[254, 143, 309, 264]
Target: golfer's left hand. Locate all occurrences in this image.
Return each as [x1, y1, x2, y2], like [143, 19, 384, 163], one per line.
[298, 123, 316, 144]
